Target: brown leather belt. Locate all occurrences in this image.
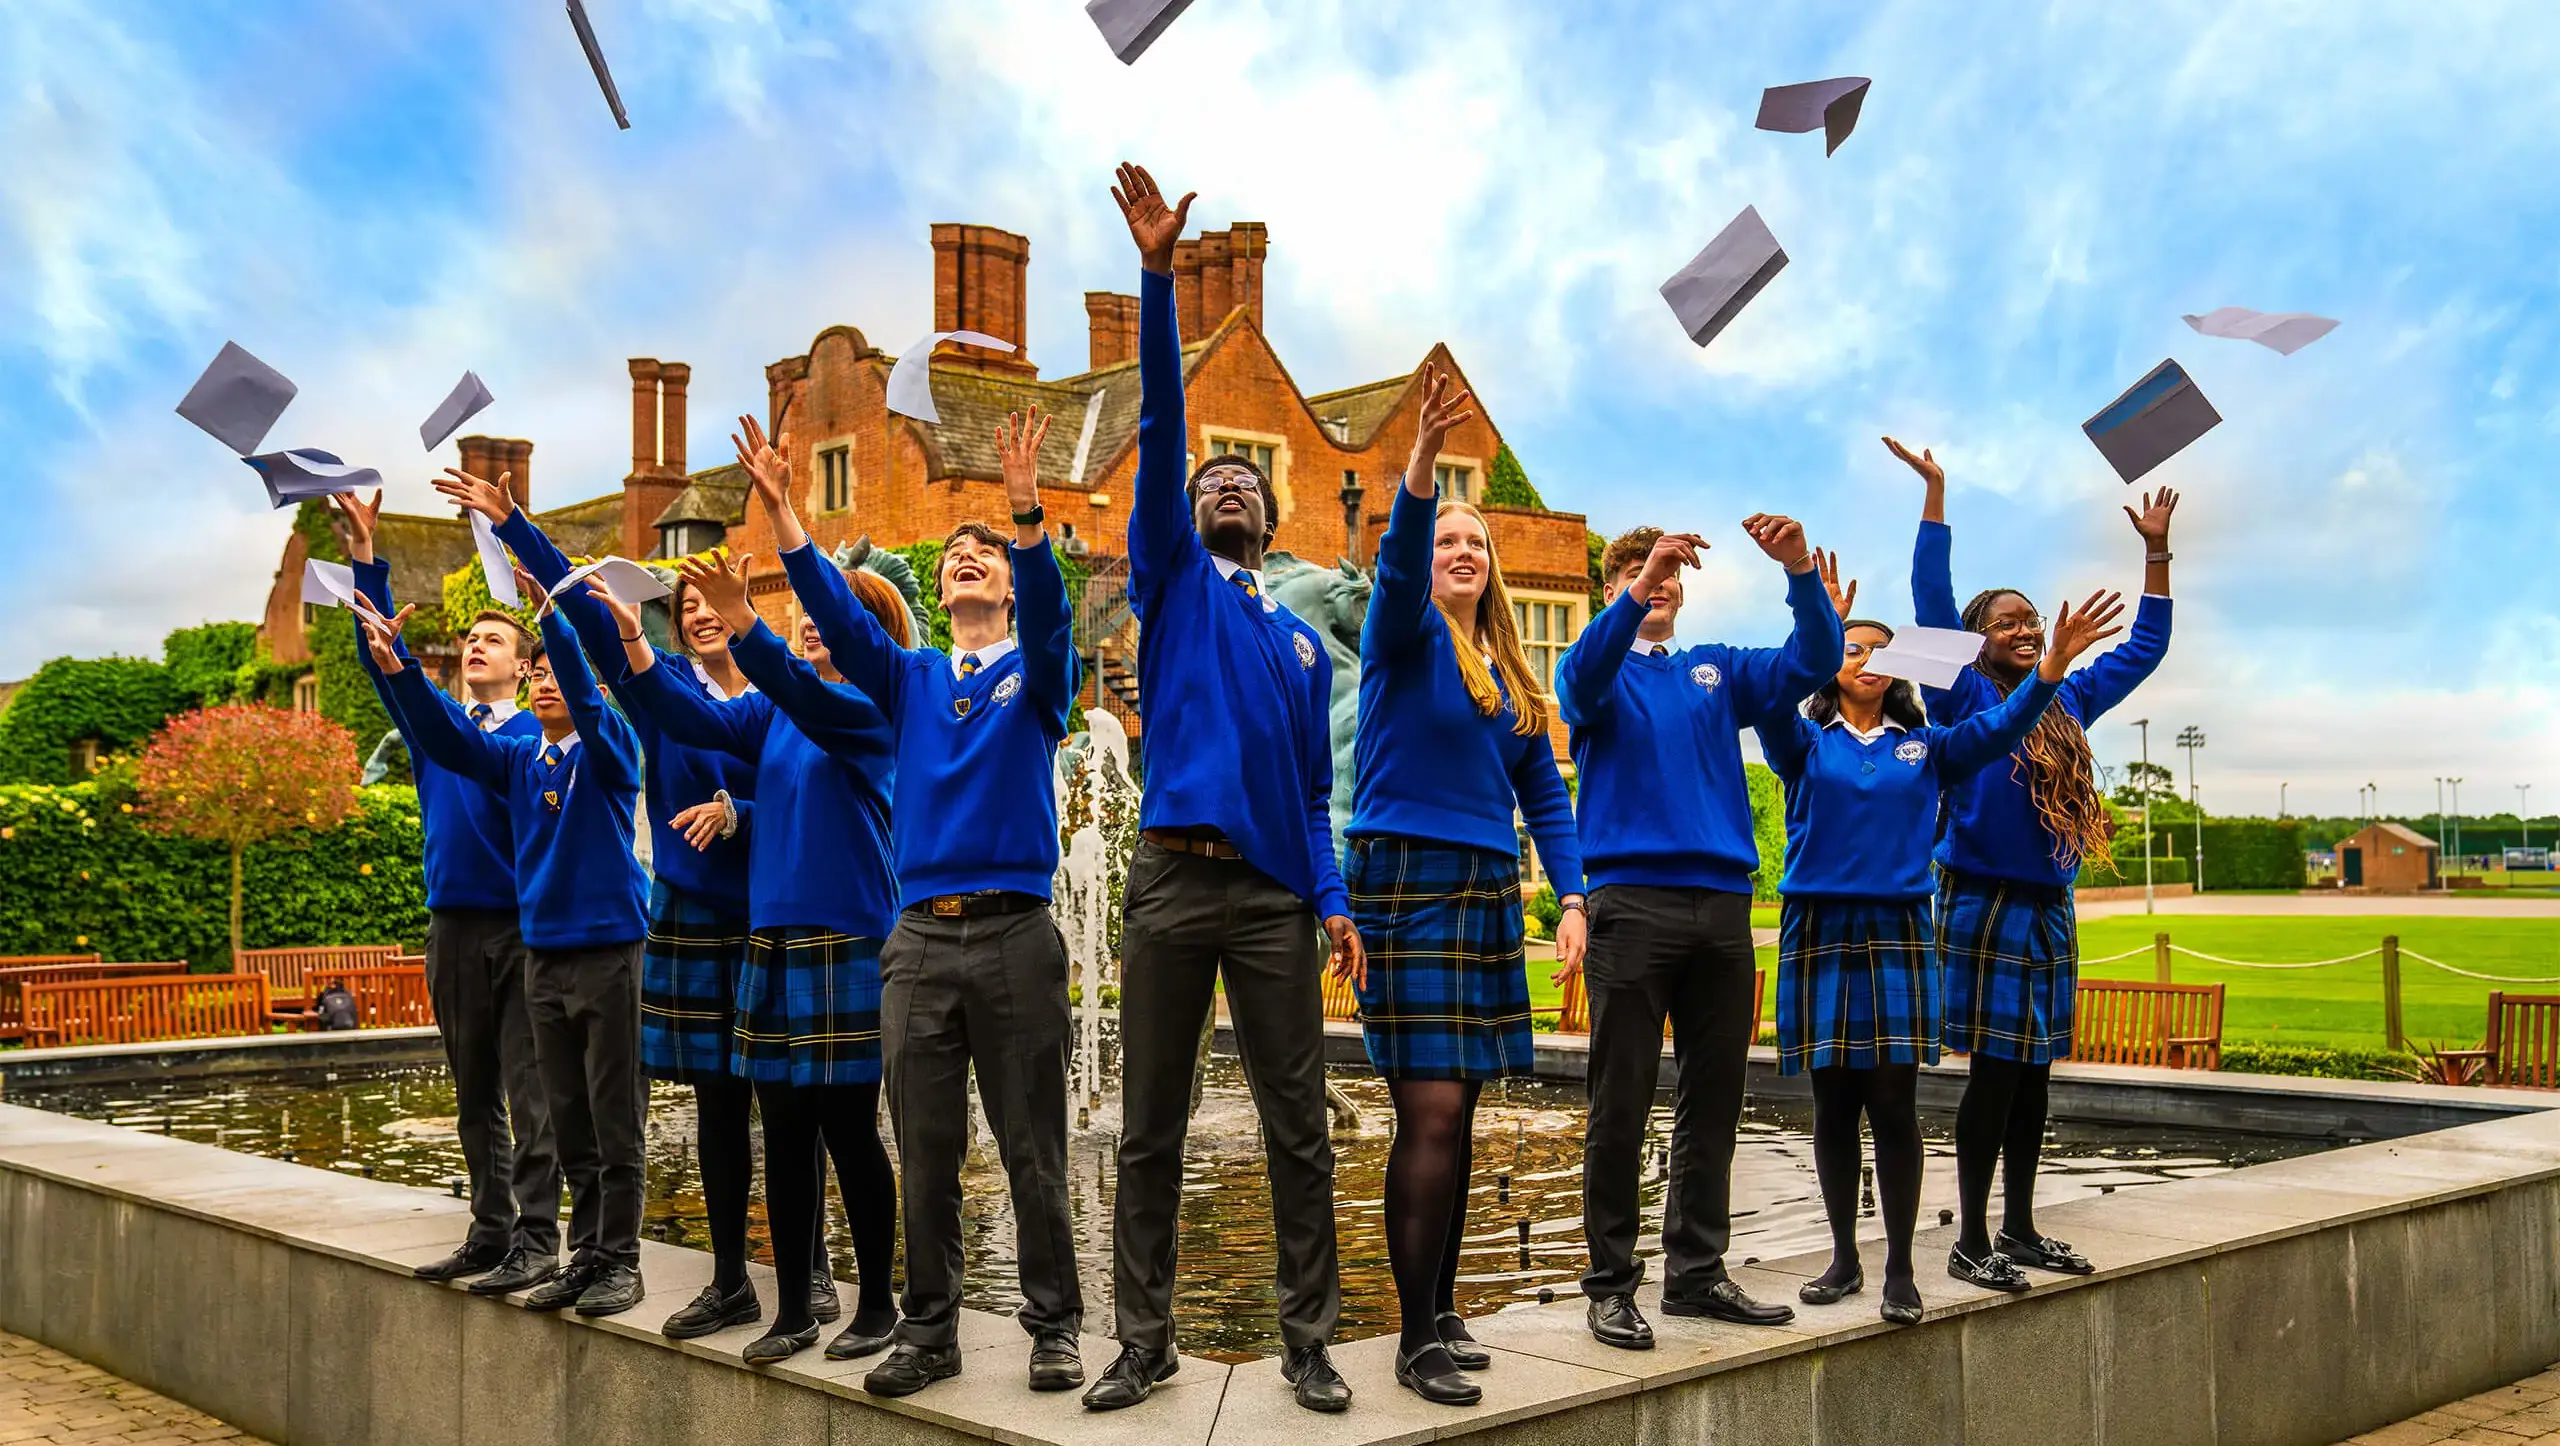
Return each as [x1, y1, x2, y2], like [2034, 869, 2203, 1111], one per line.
[1142, 829, 1244, 860]
[908, 890, 1044, 920]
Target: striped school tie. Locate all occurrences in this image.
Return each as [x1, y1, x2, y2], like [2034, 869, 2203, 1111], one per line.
[1231, 571, 1258, 600]
[1650, 645, 1669, 657]
[541, 745, 562, 768]
[958, 656, 981, 678]
[470, 703, 494, 731]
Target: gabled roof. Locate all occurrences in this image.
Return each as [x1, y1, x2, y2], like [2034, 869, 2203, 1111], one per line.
[2362, 821, 2441, 851]
[653, 464, 751, 529]
[1304, 375, 1412, 448]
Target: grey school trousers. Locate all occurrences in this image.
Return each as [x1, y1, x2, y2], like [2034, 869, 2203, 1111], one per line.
[423, 908, 561, 1256]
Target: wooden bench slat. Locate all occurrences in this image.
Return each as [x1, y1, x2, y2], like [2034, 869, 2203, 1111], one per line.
[22, 973, 271, 1049]
[2070, 979, 2223, 1070]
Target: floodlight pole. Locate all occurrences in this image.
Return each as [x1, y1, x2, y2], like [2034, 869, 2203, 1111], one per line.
[2450, 778, 2464, 873]
[2435, 778, 2449, 888]
[2176, 726, 2205, 893]
[2522, 785, 2534, 852]
[2135, 719, 2154, 914]
[2279, 781, 2288, 818]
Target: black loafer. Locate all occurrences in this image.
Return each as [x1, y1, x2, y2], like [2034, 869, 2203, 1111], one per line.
[743, 1321, 822, 1366]
[1029, 1331, 1084, 1391]
[467, 1247, 558, 1297]
[809, 1270, 842, 1324]
[661, 1281, 760, 1339]
[1880, 1297, 1925, 1327]
[1282, 1342, 1352, 1413]
[413, 1240, 508, 1282]
[1798, 1268, 1864, 1305]
[1587, 1294, 1655, 1350]
[864, 1341, 962, 1398]
[574, 1264, 645, 1317]
[1998, 1231, 2095, 1275]
[1081, 1344, 1177, 1411]
[1948, 1246, 2032, 1293]
[523, 1263, 599, 1312]
[1394, 1344, 1483, 1407]
[825, 1310, 899, 1361]
[1435, 1312, 1490, 1371]
[1663, 1278, 1795, 1326]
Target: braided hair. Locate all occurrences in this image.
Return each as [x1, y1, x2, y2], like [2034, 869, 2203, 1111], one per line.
[1960, 588, 2111, 870]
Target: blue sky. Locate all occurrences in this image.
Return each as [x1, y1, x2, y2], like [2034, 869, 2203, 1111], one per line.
[5, 0, 2556, 817]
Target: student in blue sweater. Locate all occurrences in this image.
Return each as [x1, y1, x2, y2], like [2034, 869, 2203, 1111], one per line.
[617, 544, 906, 1368]
[1086, 163, 1357, 1417]
[1756, 550, 2120, 1327]
[357, 574, 650, 1318]
[720, 406, 1086, 1399]
[1346, 368, 1588, 1406]
[327, 489, 561, 1298]
[1555, 517, 1843, 1350]
[1889, 435, 2179, 1290]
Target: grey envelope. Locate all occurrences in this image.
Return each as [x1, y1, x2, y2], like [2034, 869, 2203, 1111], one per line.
[175, 341, 297, 455]
[567, 0, 631, 129]
[1755, 77, 1870, 157]
[1086, 0, 1195, 64]
[420, 370, 496, 451]
[2181, 306, 2339, 356]
[2082, 360, 2221, 484]
[1660, 206, 1788, 348]
[243, 448, 384, 510]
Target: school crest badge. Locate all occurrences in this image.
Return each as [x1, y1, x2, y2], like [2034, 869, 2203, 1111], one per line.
[1294, 631, 1318, 670]
[1895, 738, 1929, 764]
[993, 673, 1022, 706]
[1690, 663, 1722, 689]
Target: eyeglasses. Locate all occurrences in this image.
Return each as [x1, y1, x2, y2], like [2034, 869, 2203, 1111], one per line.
[1983, 616, 2045, 638]
[1194, 475, 1261, 499]
[526, 669, 556, 685]
[1842, 641, 1877, 659]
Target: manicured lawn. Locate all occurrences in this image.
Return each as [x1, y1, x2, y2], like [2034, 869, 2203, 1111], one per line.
[2077, 915, 2560, 1050]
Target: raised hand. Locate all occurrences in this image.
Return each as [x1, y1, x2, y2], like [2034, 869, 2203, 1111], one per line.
[1406, 365, 1477, 488]
[669, 799, 730, 852]
[676, 550, 758, 637]
[1632, 531, 1707, 597]
[512, 565, 551, 618]
[432, 468, 514, 524]
[1111, 162, 1196, 273]
[1742, 513, 1814, 573]
[2037, 589, 2127, 682]
[326, 489, 384, 564]
[732, 414, 807, 553]
[997, 405, 1051, 526]
[586, 576, 643, 637]
[1814, 547, 1857, 618]
[2125, 487, 2178, 546]
[1881, 435, 1943, 488]
[1323, 915, 1367, 992]
[355, 602, 418, 675]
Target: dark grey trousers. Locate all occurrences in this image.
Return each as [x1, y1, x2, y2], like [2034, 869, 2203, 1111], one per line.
[1112, 842, 1339, 1355]
[881, 905, 1081, 1347]
[423, 908, 561, 1256]
[525, 940, 647, 1271]
[1577, 884, 1758, 1303]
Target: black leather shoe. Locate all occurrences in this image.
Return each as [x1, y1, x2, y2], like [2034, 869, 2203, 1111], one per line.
[523, 1262, 599, 1312]
[1998, 1231, 2095, 1276]
[865, 1341, 962, 1398]
[1435, 1312, 1490, 1371]
[743, 1321, 822, 1366]
[809, 1270, 842, 1324]
[1028, 1331, 1084, 1392]
[413, 1240, 508, 1282]
[661, 1281, 760, 1339]
[1395, 1343, 1483, 1407]
[1282, 1342, 1352, 1413]
[466, 1247, 557, 1297]
[1880, 1297, 1924, 1327]
[1586, 1294, 1655, 1350]
[1798, 1268, 1864, 1305]
[1663, 1278, 1795, 1326]
[1081, 1344, 1178, 1411]
[1948, 1245, 2032, 1293]
[574, 1264, 645, 1317]
[824, 1311, 899, 1361]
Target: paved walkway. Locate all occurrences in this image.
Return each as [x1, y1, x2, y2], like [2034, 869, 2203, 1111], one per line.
[2339, 1365, 2560, 1444]
[2082, 892, 2560, 920]
[0, 1330, 268, 1445]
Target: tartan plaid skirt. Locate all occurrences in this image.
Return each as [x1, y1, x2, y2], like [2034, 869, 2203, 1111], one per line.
[1348, 837, 1534, 1082]
[734, 926, 884, 1086]
[1775, 896, 1940, 1074]
[1937, 870, 2078, 1065]
[640, 881, 750, 1084]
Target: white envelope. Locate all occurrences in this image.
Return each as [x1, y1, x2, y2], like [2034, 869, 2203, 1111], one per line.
[299, 559, 382, 620]
[885, 331, 1018, 426]
[1862, 625, 1983, 689]
[244, 448, 382, 509]
[421, 370, 496, 451]
[471, 511, 521, 608]
[2181, 306, 2339, 357]
[544, 556, 672, 617]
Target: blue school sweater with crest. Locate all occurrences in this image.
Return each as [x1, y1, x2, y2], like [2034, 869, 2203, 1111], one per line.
[782, 538, 1076, 909]
[1124, 266, 1349, 920]
[388, 607, 647, 949]
[495, 510, 756, 915]
[353, 559, 538, 913]
[1757, 675, 2059, 901]
[1911, 520, 2173, 888]
[1555, 571, 1844, 894]
[623, 621, 899, 940]
[1349, 482, 1585, 893]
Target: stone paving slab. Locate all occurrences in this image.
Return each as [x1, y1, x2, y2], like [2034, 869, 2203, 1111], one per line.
[2338, 1363, 2560, 1444]
[0, 1328, 270, 1445]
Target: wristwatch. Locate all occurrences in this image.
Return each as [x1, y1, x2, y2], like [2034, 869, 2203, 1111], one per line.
[1013, 503, 1046, 527]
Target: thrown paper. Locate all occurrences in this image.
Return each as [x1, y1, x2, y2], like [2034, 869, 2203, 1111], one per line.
[1861, 625, 1982, 690]
[885, 331, 1019, 426]
[2181, 307, 2339, 357]
[300, 559, 378, 618]
[176, 342, 298, 455]
[244, 448, 384, 509]
[1660, 206, 1788, 349]
[1755, 77, 1870, 156]
[471, 511, 522, 608]
[2082, 359, 2221, 484]
[545, 556, 671, 617]
[421, 371, 496, 451]
[1086, 0, 1196, 64]
[566, 0, 631, 129]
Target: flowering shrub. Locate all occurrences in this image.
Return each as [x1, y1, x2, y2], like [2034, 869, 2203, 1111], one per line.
[135, 705, 361, 970]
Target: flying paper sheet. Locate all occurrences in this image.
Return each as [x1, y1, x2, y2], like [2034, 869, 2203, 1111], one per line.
[1755, 77, 1870, 156]
[471, 512, 522, 608]
[1861, 625, 1983, 690]
[299, 559, 379, 618]
[1660, 206, 1788, 349]
[243, 449, 384, 509]
[175, 342, 298, 455]
[421, 371, 496, 451]
[545, 556, 671, 617]
[2181, 307, 2339, 357]
[1086, 0, 1196, 64]
[885, 331, 1019, 426]
[2082, 360, 2222, 484]
[566, 0, 631, 129]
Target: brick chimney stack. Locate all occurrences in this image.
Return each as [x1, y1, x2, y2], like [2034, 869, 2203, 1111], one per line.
[930, 224, 1036, 377]
[1170, 223, 1269, 339]
[658, 362, 690, 476]
[622, 356, 690, 559]
[1084, 291, 1142, 370]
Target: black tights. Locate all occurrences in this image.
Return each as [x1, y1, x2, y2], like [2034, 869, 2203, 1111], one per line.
[1807, 1065, 1922, 1306]
[1954, 1054, 2051, 1258]
[694, 1075, 758, 1292]
[756, 1080, 898, 1335]
[1384, 1079, 1481, 1356]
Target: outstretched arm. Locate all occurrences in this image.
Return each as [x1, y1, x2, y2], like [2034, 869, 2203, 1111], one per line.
[1723, 515, 1843, 722]
[1115, 162, 1202, 594]
[362, 604, 510, 793]
[726, 622, 895, 763]
[1889, 439, 1964, 630]
[1000, 406, 1080, 732]
[1554, 531, 1703, 726]
[1366, 367, 1476, 660]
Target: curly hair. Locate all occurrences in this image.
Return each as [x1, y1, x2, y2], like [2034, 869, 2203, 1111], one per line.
[1599, 526, 1662, 588]
[1961, 587, 2109, 869]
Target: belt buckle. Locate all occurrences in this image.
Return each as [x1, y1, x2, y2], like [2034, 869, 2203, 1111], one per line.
[931, 897, 963, 918]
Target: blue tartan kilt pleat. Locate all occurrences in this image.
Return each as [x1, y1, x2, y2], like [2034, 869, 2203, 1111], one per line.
[1348, 837, 1534, 1082]
[733, 926, 884, 1086]
[640, 881, 750, 1084]
[1776, 896, 1940, 1075]
[1936, 870, 2078, 1065]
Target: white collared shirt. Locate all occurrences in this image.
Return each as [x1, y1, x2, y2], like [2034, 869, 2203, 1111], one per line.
[466, 696, 521, 731]
[951, 636, 1019, 678]
[1627, 637, 1676, 660]
[1825, 716, 1908, 746]
[1210, 554, 1265, 595]
[689, 659, 755, 702]
[539, 731, 582, 760]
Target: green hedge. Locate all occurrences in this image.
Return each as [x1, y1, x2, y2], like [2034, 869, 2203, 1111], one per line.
[2217, 1042, 2409, 1082]
[0, 658, 186, 784]
[2198, 819, 2308, 890]
[162, 622, 258, 707]
[1747, 763, 1783, 902]
[2076, 855, 2191, 888]
[0, 778, 427, 970]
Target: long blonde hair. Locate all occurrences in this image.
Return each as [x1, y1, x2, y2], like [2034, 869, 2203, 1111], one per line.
[1433, 500, 1548, 737]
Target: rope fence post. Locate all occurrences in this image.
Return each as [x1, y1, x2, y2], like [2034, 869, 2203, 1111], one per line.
[2381, 934, 2404, 1051]
[2154, 932, 2172, 984]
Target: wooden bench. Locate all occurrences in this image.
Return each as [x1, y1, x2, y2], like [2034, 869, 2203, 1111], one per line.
[21, 973, 272, 1049]
[2070, 979, 2225, 1070]
[1, 961, 188, 1043]
[237, 945, 399, 1007]
[1551, 968, 1767, 1044]
[2441, 993, 2560, 1089]
[277, 965, 436, 1031]
[0, 953, 102, 970]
